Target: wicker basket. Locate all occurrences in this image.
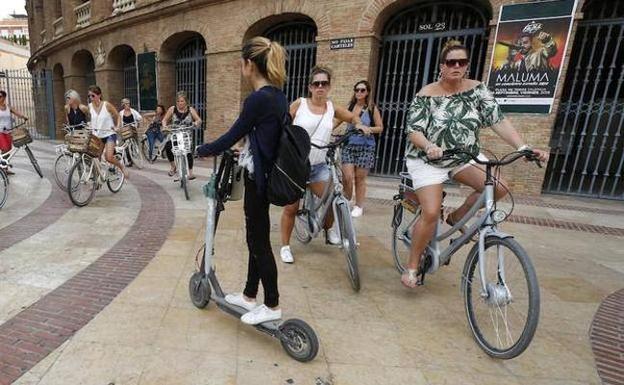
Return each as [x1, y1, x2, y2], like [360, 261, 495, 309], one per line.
[119, 125, 137, 140]
[11, 126, 33, 147]
[67, 130, 104, 158]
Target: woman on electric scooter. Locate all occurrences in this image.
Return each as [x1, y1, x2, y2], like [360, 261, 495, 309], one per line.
[400, 40, 549, 288]
[196, 36, 288, 325]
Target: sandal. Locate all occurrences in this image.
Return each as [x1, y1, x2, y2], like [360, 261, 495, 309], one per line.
[168, 168, 176, 177]
[401, 269, 422, 288]
[188, 175, 196, 180]
[446, 211, 477, 242]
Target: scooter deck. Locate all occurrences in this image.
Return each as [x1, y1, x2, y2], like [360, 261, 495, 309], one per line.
[212, 295, 282, 331]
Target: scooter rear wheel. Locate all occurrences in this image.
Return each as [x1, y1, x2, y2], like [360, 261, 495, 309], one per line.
[189, 271, 210, 308]
[279, 318, 319, 362]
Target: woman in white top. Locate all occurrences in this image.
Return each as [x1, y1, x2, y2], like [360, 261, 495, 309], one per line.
[87, 85, 126, 178]
[279, 65, 370, 264]
[0, 90, 28, 175]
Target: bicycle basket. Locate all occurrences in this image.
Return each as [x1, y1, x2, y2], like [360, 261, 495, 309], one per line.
[171, 130, 192, 155]
[11, 126, 33, 147]
[67, 130, 104, 158]
[119, 125, 137, 140]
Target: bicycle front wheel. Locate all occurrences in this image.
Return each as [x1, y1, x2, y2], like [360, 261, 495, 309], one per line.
[67, 157, 96, 207]
[179, 155, 190, 200]
[462, 236, 540, 359]
[337, 201, 360, 292]
[24, 146, 43, 178]
[128, 139, 144, 169]
[391, 201, 420, 274]
[0, 169, 7, 209]
[106, 154, 125, 193]
[54, 153, 74, 191]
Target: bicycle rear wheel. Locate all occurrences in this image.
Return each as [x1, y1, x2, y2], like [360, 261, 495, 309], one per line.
[391, 201, 420, 274]
[141, 138, 157, 163]
[128, 139, 145, 169]
[67, 157, 96, 207]
[0, 168, 7, 209]
[24, 146, 43, 178]
[336, 201, 360, 292]
[54, 153, 74, 192]
[462, 236, 540, 359]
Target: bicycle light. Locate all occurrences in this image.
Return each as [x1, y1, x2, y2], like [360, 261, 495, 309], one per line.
[491, 210, 507, 223]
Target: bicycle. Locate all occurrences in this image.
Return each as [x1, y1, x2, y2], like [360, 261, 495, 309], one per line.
[391, 148, 542, 359]
[118, 123, 145, 169]
[140, 126, 171, 164]
[53, 123, 87, 191]
[0, 121, 43, 178]
[66, 128, 125, 207]
[169, 124, 194, 200]
[0, 158, 8, 209]
[294, 130, 361, 292]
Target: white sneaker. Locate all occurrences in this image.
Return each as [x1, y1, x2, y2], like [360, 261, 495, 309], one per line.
[327, 228, 341, 245]
[280, 246, 294, 263]
[225, 293, 257, 312]
[240, 304, 282, 325]
[351, 206, 363, 218]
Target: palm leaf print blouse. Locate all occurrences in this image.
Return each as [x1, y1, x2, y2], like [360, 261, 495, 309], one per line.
[404, 83, 503, 168]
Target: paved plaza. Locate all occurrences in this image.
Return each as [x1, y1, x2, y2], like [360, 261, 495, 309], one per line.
[0, 141, 623, 385]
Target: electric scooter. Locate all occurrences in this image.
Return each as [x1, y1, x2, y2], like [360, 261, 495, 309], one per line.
[188, 150, 319, 362]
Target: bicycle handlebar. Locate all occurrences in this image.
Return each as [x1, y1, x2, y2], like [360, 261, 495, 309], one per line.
[310, 129, 364, 150]
[62, 122, 88, 132]
[439, 148, 542, 168]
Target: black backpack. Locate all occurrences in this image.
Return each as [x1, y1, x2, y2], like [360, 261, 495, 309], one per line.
[265, 93, 311, 206]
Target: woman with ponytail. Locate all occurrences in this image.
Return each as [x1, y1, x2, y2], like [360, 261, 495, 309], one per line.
[400, 39, 549, 288]
[196, 37, 288, 325]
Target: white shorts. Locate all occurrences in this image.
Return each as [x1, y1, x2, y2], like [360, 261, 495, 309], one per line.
[405, 154, 488, 191]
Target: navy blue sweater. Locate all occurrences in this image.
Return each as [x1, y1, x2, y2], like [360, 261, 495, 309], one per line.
[197, 86, 288, 194]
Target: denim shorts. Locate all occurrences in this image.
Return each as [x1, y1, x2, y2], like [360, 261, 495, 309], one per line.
[309, 162, 330, 183]
[104, 134, 117, 144]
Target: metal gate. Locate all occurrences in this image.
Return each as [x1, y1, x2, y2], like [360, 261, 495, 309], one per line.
[373, 2, 490, 176]
[265, 21, 317, 103]
[124, 54, 138, 107]
[543, 0, 624, 199]
[0, 68, 54, 140]
[175, 36, 206, 146]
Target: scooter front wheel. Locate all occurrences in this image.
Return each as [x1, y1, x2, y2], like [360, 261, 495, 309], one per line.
[189, 271, 210, 308]
[279, 318, 319, 362]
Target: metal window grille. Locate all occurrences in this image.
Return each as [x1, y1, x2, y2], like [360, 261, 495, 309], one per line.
[543, 0, 624, 199]
[0, 68, 55, 140]
[373, 2, 490, 176]
[265, 21, 317, 103]
[123, 54, 138, 108]
[175, 37, 206, 147]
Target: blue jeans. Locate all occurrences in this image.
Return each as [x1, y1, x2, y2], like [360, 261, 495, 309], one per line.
[146, 130, 164, 158]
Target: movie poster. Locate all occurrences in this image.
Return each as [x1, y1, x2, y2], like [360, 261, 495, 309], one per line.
[137, 52, 157, 111]
[487, 0, 577, 113]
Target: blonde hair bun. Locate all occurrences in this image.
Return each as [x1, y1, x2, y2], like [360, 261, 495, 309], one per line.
[443, 39, 463, 51]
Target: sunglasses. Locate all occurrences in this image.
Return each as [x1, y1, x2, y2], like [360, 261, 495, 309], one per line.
[445, 58, 469, 67]
[88, 93, 97, 98]
[354, 88, 367, 93]
[310, 80, 330, 88]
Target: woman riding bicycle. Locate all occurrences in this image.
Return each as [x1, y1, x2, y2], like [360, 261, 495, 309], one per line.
[279, 65, 369, 264]
[162, 92, 201, 180]
[401, 40, 548, 288]
[87, 85, 127, 179]
[0, 90, 29, 175]
[64, 89, 89, 126]
[197, 36, 288, 325]
[145, 104, 166, 159]
[118, 98, 142, 167]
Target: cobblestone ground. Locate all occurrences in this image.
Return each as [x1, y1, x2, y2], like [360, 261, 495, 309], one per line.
[0, 141, 623, 385]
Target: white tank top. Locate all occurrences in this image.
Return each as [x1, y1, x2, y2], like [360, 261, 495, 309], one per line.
[293, 98, 335, 165]
[89, 101, 115, 138]
[0, 105, 12, 133]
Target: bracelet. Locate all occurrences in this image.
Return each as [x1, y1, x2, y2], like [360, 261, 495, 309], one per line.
[517, 144, 532, 152]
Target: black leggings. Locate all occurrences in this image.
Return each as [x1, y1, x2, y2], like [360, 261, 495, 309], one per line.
[164, 141, 193, 169]
[242, 174, 279, 307]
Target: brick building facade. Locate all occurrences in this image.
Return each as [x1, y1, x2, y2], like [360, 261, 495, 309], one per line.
[25, 0, 624, 198]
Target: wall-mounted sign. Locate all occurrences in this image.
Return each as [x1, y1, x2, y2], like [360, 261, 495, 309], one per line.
[137, 52, 157, 111]
[486, 0, 577, 113]
[417, 22, 448, 33]
[330, 38, 354, 50]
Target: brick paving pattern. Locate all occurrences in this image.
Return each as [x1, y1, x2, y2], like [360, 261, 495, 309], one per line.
[590, 289, 624, 385]
[0, 167, 72, 253]
[0, 173, 175, 385]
